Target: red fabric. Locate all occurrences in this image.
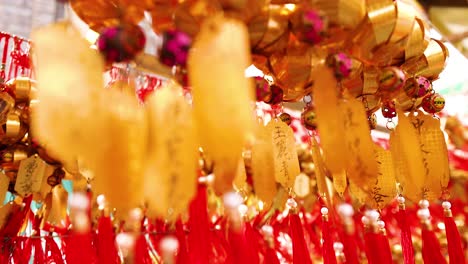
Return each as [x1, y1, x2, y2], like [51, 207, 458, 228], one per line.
[444, 216, 466, 264]
[396, 209, 415, 264]
[421, 228, 447, 264]
[97, 216, 120, 264]
[289, 213, 312, 264]
[244, 222, 261, 264]
[188, 185, 211, 264]
[341, 232, 359, 264]
[265, 246, 280, 264]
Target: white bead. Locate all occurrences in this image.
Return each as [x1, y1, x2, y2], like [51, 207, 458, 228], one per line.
[419, 199, 429, 209]
[361, 216, 369, 225]
[442, 201, 451, 210]
[338, 203, 354, 217]
[238, 204, 248, 216]
[321, 207, 329, 215]
[160, 236, 179, 253]
[96, 194, 106, 210]
[366, 210, 380, 222]
[129, 208, 144, 222]
[262, 225, 274, 236]
[303, 95, 312, 103]
[116, 233, 135, 251]
[333, 242, 344, 252]
[377, 220, 385, 229]
[223, 192, 243, 209]
[396, 196, 405, 204]
[286, 198, 298, 209]
[69, 193, 89, 211]
[417, 208, 430, 220]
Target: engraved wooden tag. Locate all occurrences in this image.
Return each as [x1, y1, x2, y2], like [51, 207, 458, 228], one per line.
[15, 155, 46, 197]
[266, 120, 300, 189]
[332, 170, 347, 197]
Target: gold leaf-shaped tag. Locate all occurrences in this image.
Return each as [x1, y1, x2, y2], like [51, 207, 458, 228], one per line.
[233, 156, 248, 192]
[367, 145, 397, 209]
[251, 124, 277, 209]
[341, 97, 379, 191]
[0, 172, 9, 204]
[91, 90, 147, 216]
[309, 135, 330, 201]
[266, 120, 300, 189]
[144, 82, 198, 219]
[312, 65, 348, 173]
[294, 173, 310, 198]
[332, 170, 347, 197]
[390, 110, 425, 201]
[188, 15, 254, 195]
[349, 182, 367, 206]
[31, 22, 105, 166]
[15, 155, 46, 197]
[411, 112, 450, 200]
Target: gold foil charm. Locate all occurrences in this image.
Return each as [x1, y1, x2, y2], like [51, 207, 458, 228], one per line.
[144, 82, 197, 218]
[44, 185, 68, 229]
[188, 15, 254, 194]
[266, 120, 300, 189]
[233, 156, 248, 193]
[332, 170, 347, 197]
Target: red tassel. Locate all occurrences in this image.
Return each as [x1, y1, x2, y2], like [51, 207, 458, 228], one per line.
[97, 216, 120, 264]
[265, 246, 280, 264]
[421, 228, 447, 264]
[396, 205, 415, 264]
[134, 234, 153, 264]
[377, 233, 393, 264]
[45, 235, 65, 264]
[32, 237, 45, 264]
[175, 219, 189, 264]
[65, 231, 97, 264]
[364, 231, 381, 264]
[443, 202, 466, 264]
[341, 232, 359, 264]
[188, 185, 211, 264]
[321, 212, 337, 264]
[244, 222, 261, 264]
[289, 213, 312, 264]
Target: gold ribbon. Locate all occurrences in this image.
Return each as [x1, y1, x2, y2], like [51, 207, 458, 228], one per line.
[401, 38, 447, 79]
